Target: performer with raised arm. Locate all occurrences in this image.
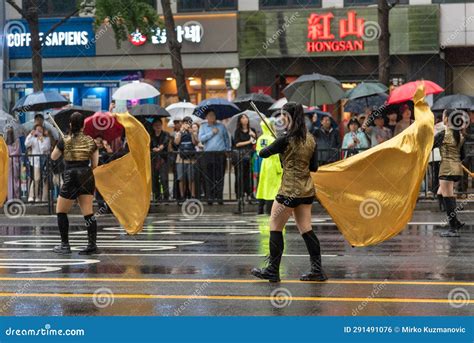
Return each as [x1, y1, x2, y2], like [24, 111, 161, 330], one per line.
[50, 112, 100, 255]
[251, 102, 327, 283]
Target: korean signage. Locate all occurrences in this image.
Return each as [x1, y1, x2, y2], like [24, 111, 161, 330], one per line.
[7, 17, 95, 59]
[98, 14, 236, 56]
[307, 11, 365, 53]
[239, 6, 439, 58]
[128, 22, 203, 46]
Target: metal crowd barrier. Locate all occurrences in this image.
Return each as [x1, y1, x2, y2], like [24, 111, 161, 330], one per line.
[5, 146, 474, 214]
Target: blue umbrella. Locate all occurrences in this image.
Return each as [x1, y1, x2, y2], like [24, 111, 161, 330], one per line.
[194, 98, 241, 120]
[13, 90, 69, 112]
[344, 93, 388, 114]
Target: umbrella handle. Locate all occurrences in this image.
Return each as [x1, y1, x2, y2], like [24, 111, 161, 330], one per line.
[249, 101, 277, 139]
[46, 113, 65, 139]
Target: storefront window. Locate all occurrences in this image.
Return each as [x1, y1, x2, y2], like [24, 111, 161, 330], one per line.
[260, 0, 321, 8]
[177, 0, 237, 12]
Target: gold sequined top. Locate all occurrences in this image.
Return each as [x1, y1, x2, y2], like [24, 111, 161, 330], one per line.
[439, 128, 465, 177]
[58, 132, 97, 162]
[259, 133, 317, 198]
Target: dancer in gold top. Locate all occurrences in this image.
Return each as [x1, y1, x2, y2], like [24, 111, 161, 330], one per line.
[50, 112, 100, 254]
[251, 102, 327, 282]
[434, 109, 466, 238]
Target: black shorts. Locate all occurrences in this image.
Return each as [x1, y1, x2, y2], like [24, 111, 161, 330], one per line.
[439, 175, 462, 182]
[59, 167, 95, 200]
[275, 194, 315, 208]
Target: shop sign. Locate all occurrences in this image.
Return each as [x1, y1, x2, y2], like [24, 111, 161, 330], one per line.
[6, 17, 95, 59]
[307, 11, 365, 53]
[130, 22, 204, 46]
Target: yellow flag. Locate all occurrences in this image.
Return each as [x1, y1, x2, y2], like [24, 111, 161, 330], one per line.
[0, 137, 8, 207]
[94, 112, 151, 234]
[313, 85, 434, 247]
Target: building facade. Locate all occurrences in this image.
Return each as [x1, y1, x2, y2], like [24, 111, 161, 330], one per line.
[2, 0, 474, 114]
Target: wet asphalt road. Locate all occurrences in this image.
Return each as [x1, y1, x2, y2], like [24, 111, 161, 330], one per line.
[0, 210, 472, 316]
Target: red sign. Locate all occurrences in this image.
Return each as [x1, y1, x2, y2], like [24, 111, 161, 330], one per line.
[129, 29, 147, 46]
[307, 11, 365, 53]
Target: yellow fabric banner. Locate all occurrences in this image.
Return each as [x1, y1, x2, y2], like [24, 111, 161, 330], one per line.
[313, 86, 434, 247]
[93, 112, 151, 235]
[0, 137, 8, 207]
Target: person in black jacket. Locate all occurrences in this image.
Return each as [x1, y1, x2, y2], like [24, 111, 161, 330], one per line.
[251, 102, 327, 283]
[312, 115, 340, 165]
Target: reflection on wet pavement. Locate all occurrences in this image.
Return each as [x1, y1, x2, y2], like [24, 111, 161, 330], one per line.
[0, 213, 472, 316]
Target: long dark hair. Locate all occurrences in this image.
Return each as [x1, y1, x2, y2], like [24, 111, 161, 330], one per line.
[282, 102, 306, 143]
[236, 113, 249, 133]
[69, 112, 84, 136]
[444, 109, 462, 146]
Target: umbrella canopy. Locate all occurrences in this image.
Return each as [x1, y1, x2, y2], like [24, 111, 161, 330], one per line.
[112, 81, 160, 101]
[84, 111, 124, 141]
[129, 103, 170, 117]
[22, 119, 60, 140]
[233, 93, 275, 113]
[226, 110, 262, 136]
[387, 80, 444, 105]
[344, 93, 389, 114]
[344, 82, 388, 100]
[268, 97, 311, 112]
[283, 73, 344, 106]
[52, 106, 95, 133]
[432, 94, 473, 110]
[194, 98, 241, 120]
[13, 90, 69, 112]
[0, 111, 24, 137]
[166, 102, 196, 118]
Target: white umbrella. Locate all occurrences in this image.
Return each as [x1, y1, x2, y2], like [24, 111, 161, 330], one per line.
[166, 102, 196, 117]
[226, 110, 262, 136]
[167, 114, 203, 128]
[268, 97, 310, 112]
[22, 119, 60, 140]
[112, 81, 160, 100]
[0, 111, 24, 137]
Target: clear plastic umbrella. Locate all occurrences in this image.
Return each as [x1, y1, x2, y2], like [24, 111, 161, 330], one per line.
[226, 110, 262, 136]
[0, 111, 24, 137]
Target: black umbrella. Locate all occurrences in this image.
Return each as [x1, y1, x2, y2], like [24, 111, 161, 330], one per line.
[283, 73, 344, 106]
[233, 93, 275, 113]
[129, 104, 170, 118]
[52, 106, 95, 133]
[13, 90, 69, 112]
[344, 93, 388, 114]
[432, 94, 473, 111]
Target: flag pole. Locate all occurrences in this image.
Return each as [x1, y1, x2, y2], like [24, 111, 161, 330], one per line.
[45, 113, 65, 139]
[249, 101, 277, 139]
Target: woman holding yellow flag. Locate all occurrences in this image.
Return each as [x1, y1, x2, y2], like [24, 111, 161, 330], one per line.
[50, 112, 100, 255]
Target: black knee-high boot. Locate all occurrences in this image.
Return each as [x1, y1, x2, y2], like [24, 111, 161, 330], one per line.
[300, 230, 328, 281]
[79, 214, 99, 255]
[440, 197, 463, 237]
[53, 213, 71, 254]
[251, 231, 283, 282]
[437, 194, 445, 212]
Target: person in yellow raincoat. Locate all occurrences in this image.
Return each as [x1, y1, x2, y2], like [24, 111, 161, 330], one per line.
[255, 119, 282, 215]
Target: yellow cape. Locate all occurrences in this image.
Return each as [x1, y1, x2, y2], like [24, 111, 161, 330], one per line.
[0, 137, 8, 207]
[93, 113, 151, 234]
[313, 85, 434, 246]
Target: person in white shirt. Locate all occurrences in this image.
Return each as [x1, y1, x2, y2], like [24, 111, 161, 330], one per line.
[25, 124, 51, 202]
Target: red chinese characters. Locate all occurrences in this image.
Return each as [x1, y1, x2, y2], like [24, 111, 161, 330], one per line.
[307, 10, 365, 53]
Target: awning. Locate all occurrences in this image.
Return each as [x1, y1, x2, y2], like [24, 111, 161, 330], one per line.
[3, 73, 141, 89]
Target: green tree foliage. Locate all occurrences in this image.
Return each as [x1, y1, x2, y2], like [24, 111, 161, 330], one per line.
[94, 0, 161, 49]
